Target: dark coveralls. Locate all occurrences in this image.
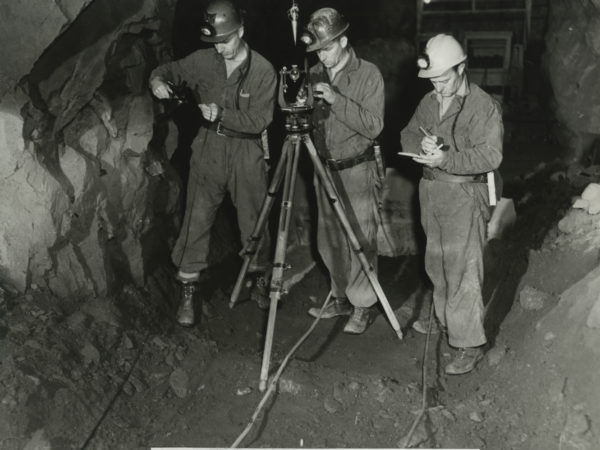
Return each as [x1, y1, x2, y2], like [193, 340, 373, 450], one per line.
[150, 45, 277, 279]
[310, 48, 385, 308]
[400, 82, 503, 348]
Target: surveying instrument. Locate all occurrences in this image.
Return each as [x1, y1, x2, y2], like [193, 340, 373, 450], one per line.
[229, 7, 403, 393]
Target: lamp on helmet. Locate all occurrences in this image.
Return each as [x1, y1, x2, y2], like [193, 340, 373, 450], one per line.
[199, 0, 243, 43]
[301, 7, 349, 52]
[418, 34, 466, 78]
[417, 53, 430, 70]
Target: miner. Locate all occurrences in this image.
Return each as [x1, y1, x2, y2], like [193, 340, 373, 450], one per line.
[400, 34, 503, 374]
[301, 7, 385, 334]
[149, 0, 276, 326]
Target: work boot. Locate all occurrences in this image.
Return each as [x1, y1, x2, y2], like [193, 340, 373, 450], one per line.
[308, 297, 352, 319]
[176, 281, 197, 327]
[445, 347, 484, 375]
[250, 273, 270, 310]
[343, 307, 371, 334]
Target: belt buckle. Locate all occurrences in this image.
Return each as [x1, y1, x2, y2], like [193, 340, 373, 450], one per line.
[216, 122, 226, 137]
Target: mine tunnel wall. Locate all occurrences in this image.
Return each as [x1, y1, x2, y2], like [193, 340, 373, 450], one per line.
[0, 0, 182, 296]
[543, 0, 600, 162]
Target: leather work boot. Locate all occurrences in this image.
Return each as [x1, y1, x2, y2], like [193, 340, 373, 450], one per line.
[343, 307, 371, 334]
[176, 282, 197, 327]
[250, 273, 270, 310]
[445, 347, 484, 375]
[308, 297, 352, 319]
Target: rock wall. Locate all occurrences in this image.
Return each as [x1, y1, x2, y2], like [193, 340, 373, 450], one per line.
[544, 0, 600, 161]
[521, 182, 600, 449]
[0, 0, 93, 100]
[0, 0, 181, 297]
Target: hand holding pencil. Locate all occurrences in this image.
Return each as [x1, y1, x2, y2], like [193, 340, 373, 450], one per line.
[398, 126, 449, 168]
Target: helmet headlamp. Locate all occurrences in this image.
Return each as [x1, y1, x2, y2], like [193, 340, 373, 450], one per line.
[417, 53, 430, 70]
[300, 31, 314, 46]
[200, 23, 216, 38]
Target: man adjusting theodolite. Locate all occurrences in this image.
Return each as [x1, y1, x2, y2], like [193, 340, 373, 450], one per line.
[228, 1, 403, 392]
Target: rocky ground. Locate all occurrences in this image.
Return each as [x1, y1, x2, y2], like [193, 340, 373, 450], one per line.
[2, 116, 600, 450]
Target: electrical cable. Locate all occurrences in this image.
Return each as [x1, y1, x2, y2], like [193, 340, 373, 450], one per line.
[230, 291, 333, 448]
[401, 297, 435, 448]
[80, 334, 148, 450]
[402, 248, 510, 447]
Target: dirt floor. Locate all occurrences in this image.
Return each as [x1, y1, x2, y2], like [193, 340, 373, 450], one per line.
[1, 113, 599, 449]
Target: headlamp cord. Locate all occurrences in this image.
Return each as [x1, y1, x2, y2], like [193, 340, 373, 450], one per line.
[235, 44, 253, 110]
[450, 71, 468, 153]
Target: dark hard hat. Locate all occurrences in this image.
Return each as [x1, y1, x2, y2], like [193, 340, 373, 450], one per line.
[300, 7, 349, 52]
[199, 0, 243, 43]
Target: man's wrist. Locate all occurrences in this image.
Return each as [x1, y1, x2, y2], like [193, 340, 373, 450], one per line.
[438, 152, 451, 170]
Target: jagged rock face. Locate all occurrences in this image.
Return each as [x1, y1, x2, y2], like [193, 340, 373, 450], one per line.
[0, 0, 181, 296]
[544, 0, 600, 160]
[0, 0, 93, 99]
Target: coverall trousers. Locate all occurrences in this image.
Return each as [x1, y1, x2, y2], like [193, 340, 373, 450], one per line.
[172, 134, 270, 279]
[315, 161, 381, 308]
[419, 179, 488, 348]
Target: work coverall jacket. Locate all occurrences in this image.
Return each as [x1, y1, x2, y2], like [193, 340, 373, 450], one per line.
[310, 48, 385, 307]
[400, 81, 503, 348]
[150, 45, 277, 278]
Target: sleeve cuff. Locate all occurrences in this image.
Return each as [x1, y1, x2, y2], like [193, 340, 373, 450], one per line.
[330, 92, 346, 114]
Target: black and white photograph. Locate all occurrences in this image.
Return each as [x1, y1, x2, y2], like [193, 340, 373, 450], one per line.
[0, 0, 598, 449]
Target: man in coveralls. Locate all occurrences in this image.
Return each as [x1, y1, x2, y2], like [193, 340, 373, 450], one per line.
[149, 0, 277, 326]
[401, 34, 503, 374]
[300, 8, 385, 334]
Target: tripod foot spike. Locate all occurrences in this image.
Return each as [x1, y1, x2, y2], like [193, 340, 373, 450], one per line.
[396, 329, 404, 340]
[258, 379, 267, 392]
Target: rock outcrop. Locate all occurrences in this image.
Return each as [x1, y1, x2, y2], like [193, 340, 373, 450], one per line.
[0, 0, 180, 297]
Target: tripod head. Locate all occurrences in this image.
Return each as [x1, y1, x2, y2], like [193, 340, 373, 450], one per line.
[278, 60, 314, 133]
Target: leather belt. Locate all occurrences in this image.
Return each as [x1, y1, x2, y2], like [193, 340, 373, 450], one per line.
[204, 121, 261, 139]
[422, 168, 486, 183]
[322, 147, 375, 172]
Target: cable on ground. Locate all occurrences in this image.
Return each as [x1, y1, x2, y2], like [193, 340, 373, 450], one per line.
[401, 298, 435, 448]
[402, 263, 510, 447]
[231, 291, 333, 448]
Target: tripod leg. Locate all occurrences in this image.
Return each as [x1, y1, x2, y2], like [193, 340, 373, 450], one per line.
[229, 138, 292, 309]
[259, 136, 302, 392]
[302, 134, 404, 340]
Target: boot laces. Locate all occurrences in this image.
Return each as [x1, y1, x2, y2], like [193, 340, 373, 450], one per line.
[182, 282, 196, 299]
[352, 307, 369, 320]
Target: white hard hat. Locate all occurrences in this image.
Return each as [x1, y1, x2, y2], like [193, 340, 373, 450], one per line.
[417, 34, 467, 78]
